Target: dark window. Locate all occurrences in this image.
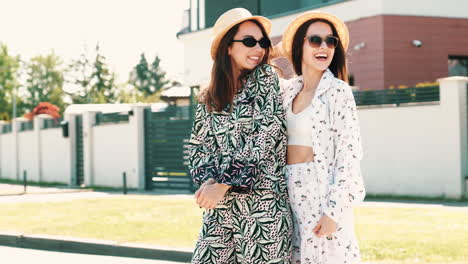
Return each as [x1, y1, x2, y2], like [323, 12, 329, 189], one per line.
[204, 0, 343, 28]
[205, 0, 259, 29]
[261, 0, 336, 17]
[448, 55, 468, 77]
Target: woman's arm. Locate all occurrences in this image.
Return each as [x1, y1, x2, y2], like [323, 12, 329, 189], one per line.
[271, 41, 285, 60]
[323, 82, 366, 223]
[188, 103, 218, 187]
[189, 103, 232, 209]
[215, 64, 284, 193]
[189, 99, 261, 194]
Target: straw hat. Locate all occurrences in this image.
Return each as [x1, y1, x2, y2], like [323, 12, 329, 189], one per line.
[282, 11, 349, 62]
[210, 8, 271, 60]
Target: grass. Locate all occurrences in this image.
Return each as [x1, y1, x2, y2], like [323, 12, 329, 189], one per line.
[0, 195, 466, 263]
[0, 196, 202, 248]
[355, 207, 467, 263]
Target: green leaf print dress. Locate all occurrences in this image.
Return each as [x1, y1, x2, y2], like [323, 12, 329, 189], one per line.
[189, 64, 293, 264]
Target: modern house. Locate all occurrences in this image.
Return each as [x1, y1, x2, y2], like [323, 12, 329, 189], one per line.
[178, 0, 468, 90]
[160, 85, 192, 106]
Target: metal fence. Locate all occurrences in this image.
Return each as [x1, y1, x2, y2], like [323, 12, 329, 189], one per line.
[19, 121, 34, 132]
[144, 106, 194, 190]
[43, 118, 63, 129]
[95, 112, 130, 126]
[75, 115, 84, 186]
[1, 124, 12, 134]
[353, 86, 440, 106]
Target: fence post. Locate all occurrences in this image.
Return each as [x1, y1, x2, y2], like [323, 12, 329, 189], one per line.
[123, 172, 127, 195]
[23, 170, 27, 193]
[12, 118, 20, 181]
[438, 76, 468, 198]
[34, 115, 43, 183]
[0, 122, 3, 178]
[190, 85, 200, 118]
[65, 114, 77, 187]
[0, 122, 15, 180]
[131, 104, 149, 191]
[82, 111, 98, 187]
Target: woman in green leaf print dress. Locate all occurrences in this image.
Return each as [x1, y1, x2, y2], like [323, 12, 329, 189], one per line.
[188, 8, 293, 264]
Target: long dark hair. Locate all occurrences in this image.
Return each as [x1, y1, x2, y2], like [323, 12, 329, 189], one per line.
[201, 19, 271, 112]
[291, 19, 348, 82]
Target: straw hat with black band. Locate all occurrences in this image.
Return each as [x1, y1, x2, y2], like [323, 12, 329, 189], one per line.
[281, 11, 349, 63]
[210, 8, 271, 60]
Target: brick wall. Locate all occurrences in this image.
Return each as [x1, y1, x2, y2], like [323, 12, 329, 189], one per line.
[271, 15, 468, 90]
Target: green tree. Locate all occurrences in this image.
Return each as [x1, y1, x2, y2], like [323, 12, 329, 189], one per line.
[67, 44, 118, 104]
[129, 53, 151, 96]
[149, 55, 169, 94]
[67, 48, 93, 104]
[0, 43, 21, 120]
[24, 52, 66, 114]
[129, 54, 169, 99]
[89, 44, 118, 103]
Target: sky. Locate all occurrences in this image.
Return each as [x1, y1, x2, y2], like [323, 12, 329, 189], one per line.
[0, 0, 189, 84]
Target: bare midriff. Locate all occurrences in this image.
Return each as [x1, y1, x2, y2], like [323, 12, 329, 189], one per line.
[287, 145, 315, 165]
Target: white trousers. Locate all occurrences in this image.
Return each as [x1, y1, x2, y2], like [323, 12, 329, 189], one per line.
[286, 162, 361, 264]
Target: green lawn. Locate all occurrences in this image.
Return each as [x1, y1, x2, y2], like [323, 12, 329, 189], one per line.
[0, 195, 466, 264]
[355, 207, 467, 263]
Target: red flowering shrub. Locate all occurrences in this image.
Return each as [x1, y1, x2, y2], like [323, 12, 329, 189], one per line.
[24, 102, 61, 120]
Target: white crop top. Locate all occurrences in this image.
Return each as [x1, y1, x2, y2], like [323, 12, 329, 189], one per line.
[286, 103, 313, 147]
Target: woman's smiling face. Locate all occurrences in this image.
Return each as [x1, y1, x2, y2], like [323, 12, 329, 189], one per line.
[228, 21, 267, 72]
[302, 21, 336, 73]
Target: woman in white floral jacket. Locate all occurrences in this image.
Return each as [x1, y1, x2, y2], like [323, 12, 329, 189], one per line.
[274, 11, 366, 264]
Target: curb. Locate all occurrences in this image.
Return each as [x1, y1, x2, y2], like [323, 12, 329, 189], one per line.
[0, 232, 193, 262]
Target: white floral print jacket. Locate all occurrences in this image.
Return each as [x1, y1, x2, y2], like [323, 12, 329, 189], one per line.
[280, 69, 366, 224]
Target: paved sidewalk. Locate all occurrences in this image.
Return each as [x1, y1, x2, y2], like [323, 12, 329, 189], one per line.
[1, 183, 466, 209]
[0, 245, 188, 264]
[361, 199, 468, 210]
[0, 232, 193, 262]
[0, 183, 93, 195]
[0, 183, 193, 203]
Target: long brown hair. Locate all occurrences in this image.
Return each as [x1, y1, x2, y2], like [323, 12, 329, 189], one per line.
[201, 19, 271, 112]
[291, 19, 348, 82]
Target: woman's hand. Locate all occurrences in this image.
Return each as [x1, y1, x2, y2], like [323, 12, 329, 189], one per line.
[195, 179, 231, 209]
[194, 178, 215, 205]
[312, 214, 337, 238]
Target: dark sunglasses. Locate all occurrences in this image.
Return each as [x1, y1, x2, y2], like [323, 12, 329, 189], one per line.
[232, 37, 271, 48]
[304, 35, 339, 49]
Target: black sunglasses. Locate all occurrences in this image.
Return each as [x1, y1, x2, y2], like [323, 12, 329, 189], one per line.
[304, 35, 339, 49]
[232, 37, 271, 48]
